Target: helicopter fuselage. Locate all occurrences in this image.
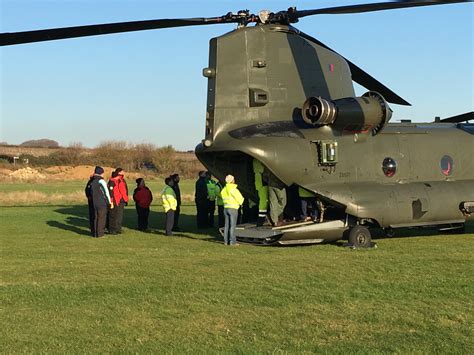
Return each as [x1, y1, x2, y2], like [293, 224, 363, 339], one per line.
[195, 24, 474, 242]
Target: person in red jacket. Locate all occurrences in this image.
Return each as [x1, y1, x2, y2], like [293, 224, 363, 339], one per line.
[133, 178, 153, 231]
[107, 167, 129, 234]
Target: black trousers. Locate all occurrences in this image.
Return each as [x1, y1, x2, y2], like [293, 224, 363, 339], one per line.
[165, 210, 175, 236]
[173, 205, 181, 230]
[88, 200, 95, 236]
[94, 207, 108, 237]
[207, 200, 216, 227]
[196, 199, 208, 228]
[136, 205, 150, 231]
[109, 202, 125, 233]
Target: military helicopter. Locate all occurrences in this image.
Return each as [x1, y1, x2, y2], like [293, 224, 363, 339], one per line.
[2, 0, 473, 247]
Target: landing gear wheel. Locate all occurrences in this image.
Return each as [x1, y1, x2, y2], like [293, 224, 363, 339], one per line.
[348, 225, 372, 248]
[384, 227, 395, 238]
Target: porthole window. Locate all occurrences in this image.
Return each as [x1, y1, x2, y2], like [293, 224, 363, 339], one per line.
[382, 157, 397, 177]
[440, 155, 453, 176]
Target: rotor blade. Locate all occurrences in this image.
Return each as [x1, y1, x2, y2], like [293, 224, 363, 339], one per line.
[436, 111, 474, 123]
[0, 17, 232, 46]
[296, 0, 473, 18]
[298, 31, 411, 106]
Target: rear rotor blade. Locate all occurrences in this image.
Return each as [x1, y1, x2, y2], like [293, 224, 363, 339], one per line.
[298, 31, 411, 106]
[436, 111, 474, 123]
[0, 17, 233, 46]
[296, 0, 473, 18]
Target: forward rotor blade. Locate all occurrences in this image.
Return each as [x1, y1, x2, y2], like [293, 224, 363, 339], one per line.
[0, 17, 231, 46]
[298, 31, 411, 106]
[297, 0, 473, 18]
[436, 111, 474, 123]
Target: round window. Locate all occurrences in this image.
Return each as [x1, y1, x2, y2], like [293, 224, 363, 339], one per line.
[382, 157, 397, 177]
[440, 155, 453, 176]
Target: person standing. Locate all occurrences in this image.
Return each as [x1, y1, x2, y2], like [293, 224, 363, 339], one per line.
[267, 172, 287, 227]
[253, 159, 269, 226]
[195, 171, 208, 228]
[133, 178, 153, 231]
[220, 175, 244, 246]
[108, 168, 129, 234]
[206, 173, 219, 227]
[170, 173, 181, 231]
[298, 186, 319, 222]
[90, 166, 113, 238]
[161, 177, 177, 236]
[84, 173, 95, 236]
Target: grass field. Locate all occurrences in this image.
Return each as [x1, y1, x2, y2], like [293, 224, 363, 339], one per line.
[1, 181, 473, 353]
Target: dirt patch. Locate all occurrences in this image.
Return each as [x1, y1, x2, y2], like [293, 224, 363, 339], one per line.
[9, 167, 46, 180]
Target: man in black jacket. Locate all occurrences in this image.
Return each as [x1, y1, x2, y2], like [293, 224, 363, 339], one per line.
[195, 171, 208, 228]
[84, 174, 95, 236]
[170, 173, 181, 231]
[90, 166, 113, 237]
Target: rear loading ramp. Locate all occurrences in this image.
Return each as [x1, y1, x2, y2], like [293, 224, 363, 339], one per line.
[225, 220, 348, 245]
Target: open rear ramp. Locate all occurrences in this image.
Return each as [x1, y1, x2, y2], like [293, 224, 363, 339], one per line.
[223, 220, 348, 245]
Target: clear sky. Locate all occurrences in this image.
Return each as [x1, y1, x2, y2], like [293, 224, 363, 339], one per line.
[1, 0, 473, 150]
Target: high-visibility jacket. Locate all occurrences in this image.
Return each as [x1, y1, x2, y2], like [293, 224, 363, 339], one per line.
[161, 185, 177, 212]
[207, 179, 220, 201]
[253, 159, 265, 189]
[298, 186, 315, 198]
[220, 183, 244, 209]
[216, 182, 223, 206]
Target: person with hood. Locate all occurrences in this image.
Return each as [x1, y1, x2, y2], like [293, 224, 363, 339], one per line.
[220, 174, 244, 246]
[90, 166, 113, 237]
[108, 167, 129, 234]
[161, 177, 177, 236]
[133, 178, 153, 231]
[170, 173, 181, 231]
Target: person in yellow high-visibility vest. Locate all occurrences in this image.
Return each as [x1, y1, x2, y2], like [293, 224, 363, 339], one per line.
[220, 175, 244, 246]
[206, 173, 219, 227]
[161, 176, 177, 236]
[253, 159, 268, 226]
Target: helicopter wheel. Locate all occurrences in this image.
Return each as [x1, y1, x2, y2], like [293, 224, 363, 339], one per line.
[348, 225, 372, 248]
[384, 227, 395, 238]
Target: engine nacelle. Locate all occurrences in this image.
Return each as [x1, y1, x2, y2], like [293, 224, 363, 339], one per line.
[302, 91, 392, 135]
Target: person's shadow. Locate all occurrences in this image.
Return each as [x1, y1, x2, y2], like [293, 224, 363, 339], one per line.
[47, 204, 223, 243]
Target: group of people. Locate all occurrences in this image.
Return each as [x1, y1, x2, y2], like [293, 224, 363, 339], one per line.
[194, 171, 244, 245]
[84, 161, 319, 245]
[84, 166, 182, 238]
[85, 166, 129, 238]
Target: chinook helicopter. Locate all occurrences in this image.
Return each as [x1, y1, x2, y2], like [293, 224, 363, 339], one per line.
[2, 0, 473, 247]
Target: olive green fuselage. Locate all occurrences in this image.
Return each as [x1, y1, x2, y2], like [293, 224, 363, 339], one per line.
[196, 24, 474, 236]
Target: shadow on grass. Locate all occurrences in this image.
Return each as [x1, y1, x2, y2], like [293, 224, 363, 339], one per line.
[46, 204, 222, 243]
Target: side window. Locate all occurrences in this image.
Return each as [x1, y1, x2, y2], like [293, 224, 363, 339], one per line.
[440, 155, 454, 176]
[382, 157, 397, 177]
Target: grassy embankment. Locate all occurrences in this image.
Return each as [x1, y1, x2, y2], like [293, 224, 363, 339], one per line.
[1, 181, 473, 352]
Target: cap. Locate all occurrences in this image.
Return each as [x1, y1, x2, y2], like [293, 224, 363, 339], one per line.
[225, 174, 234, 183]
[94, 166, 104, 175]
[136, 178, 144, 185]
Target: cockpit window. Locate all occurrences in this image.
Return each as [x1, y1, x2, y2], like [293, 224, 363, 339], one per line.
[440, 155, 454, 176]
[382, 157, 397, 177]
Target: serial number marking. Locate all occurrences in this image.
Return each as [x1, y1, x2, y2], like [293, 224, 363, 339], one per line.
[339, 172, 351, 178]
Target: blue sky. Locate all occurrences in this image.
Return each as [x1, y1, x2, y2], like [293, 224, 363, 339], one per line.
[1, 0, 473, 150]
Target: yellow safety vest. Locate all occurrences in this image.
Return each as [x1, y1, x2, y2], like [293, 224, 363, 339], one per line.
[253, 159, 264, 189]
[207, 180, 219, 201]
[298, 186, 315, 198]
[161, 185, 177, 212]
[216, 183, 223, 206]
[220, 183, 244, 209]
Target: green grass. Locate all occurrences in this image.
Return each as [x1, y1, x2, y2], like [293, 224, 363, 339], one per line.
[1, 182, 473, 352]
